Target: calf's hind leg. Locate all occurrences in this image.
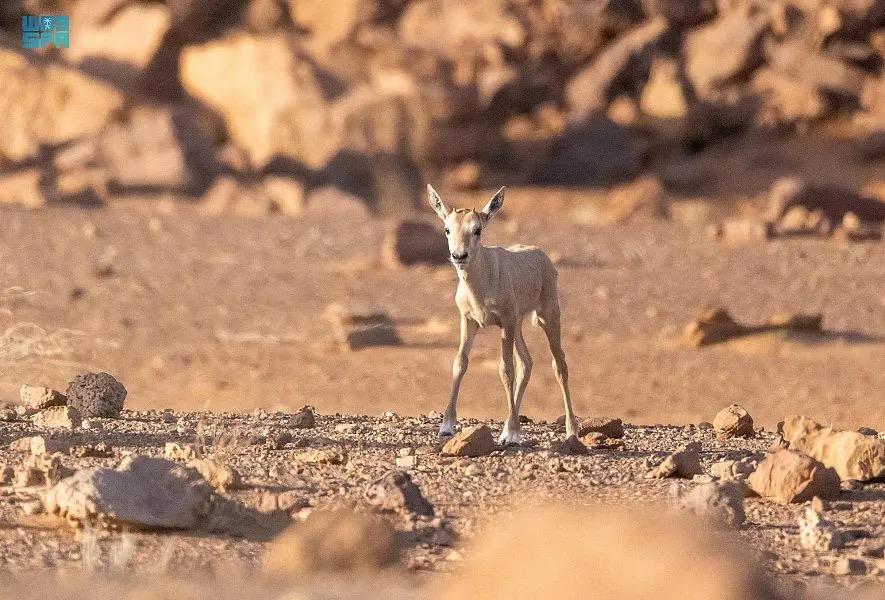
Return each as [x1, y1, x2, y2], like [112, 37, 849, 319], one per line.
[537, 309, 577, 438]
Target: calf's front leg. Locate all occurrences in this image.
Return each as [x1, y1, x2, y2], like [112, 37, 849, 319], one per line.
[439, 315, 478, 438]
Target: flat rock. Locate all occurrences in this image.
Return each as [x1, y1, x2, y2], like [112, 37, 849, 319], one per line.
[799, 507, 844, 552]
[44, 455, 213, 529]
[441, 425, 496, 458]
[552, 435, 589, 456]
[577, 416, 624, 439]
[32, 406, 82, 430]
[747, 449, 840, 504]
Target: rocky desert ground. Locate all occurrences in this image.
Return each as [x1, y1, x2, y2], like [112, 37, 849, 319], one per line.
[1, 0, 884, 597]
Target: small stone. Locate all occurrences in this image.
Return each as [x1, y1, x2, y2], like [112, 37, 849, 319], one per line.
[646, 442, 703, 479]
[713, 404, 754, 439]
[365, 470, 434, 517]
[580, 432, 624, 449]
[858, 427, 878, 436]
[577, 417, 624, 439]
[395, 455, 417, 469]
[187, 459, 240, 491]
[19, 385, 67, 411]
[259, 490, 308, 514]
[799, 507, 844, 551]
[69, 442, 113, 458]
[841, 479, 862, 491]
[161, 410, 176, 424]
[164, 442, 198, 461]
[290, 406, 316, 429]
[10, 436, 67, 456]
[20, 499, 43, 515]
[463, 463, 483, 477]
[297, 447, 347, 465]
[697, 422, 714, 430]
[441, 425, 496, 458]
[32, 406, 82, 429]
[710, 457, 758, 483]
[552, 435, 589, 456]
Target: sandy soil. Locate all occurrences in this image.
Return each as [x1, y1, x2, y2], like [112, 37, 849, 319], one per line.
[0, 204, 882, 430]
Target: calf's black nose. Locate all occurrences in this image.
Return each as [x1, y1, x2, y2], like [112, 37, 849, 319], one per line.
[451, 251, 468, 260]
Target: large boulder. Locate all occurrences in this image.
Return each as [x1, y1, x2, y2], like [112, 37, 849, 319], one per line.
[19, 385, 66, 411]
[684, 8, 769, 96]
[747, 449, 840, 504]
[65, 372, 127, 419]
[96, 105, 218, 193]
[713, 404, 755, 440]
[398, 0, 525, 58]
[781, 415, 885, 482]
[566, 18, 668, 118]
[0, 49, 124, 163]
[180, 34, 338, 169]
[44, 455, 213, 528]
[65, 3, 171, 88]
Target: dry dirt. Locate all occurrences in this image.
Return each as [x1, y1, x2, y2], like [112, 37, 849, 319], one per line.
[1, 203, 882, 429]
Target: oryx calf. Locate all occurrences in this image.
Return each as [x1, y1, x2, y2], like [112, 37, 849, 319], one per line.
[429, 184, 578, 444]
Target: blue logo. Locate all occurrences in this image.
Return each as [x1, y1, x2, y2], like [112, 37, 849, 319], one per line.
[22, 14, 69, 49]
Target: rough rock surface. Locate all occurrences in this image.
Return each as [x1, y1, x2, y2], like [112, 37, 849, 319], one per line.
[646, 442, 703, 479]
[713, 404, 755, 440]
[798, 507, 845, 552]
[365, 470, 434, 517]
[577, 417, 625, 439]
[65, 372, 127, 419]
[747, 449, 841, 504]
[782, 415, 885, 482]
[44, 455, 213, 528]
[441, 425, 496, 458]
[32, 406, 81, 430]
[19, 385, 67, 411]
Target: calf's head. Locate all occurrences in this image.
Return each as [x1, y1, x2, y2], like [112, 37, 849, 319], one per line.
[428, 185, 505, 270]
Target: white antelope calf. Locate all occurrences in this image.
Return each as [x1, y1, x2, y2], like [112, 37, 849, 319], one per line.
[429, 184, 578, 445]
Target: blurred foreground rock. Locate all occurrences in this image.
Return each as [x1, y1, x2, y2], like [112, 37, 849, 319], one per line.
[324, 304, 403, 350]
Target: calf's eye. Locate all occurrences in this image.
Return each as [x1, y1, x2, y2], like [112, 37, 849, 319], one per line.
[473, 228, 481, 235]
[444, 228, 450, 235]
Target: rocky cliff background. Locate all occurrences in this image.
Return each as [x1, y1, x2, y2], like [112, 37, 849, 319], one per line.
[0, 0, 882, 216]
